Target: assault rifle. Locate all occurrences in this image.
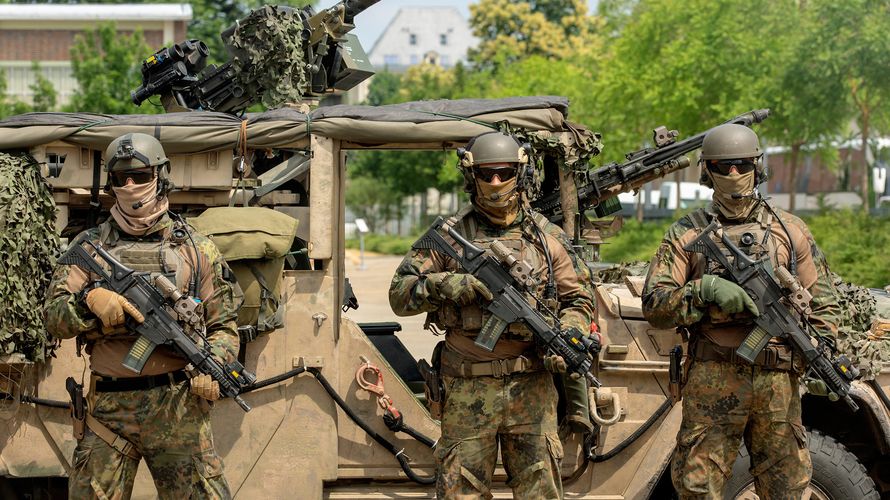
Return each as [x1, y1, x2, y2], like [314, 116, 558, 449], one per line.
[683, 220, 860, 411]
[532, 109, 771, 221]
[413, 217, 601, 387]
[59, 240, 257, 412]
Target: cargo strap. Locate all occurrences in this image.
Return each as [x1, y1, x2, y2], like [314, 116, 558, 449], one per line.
[691, 338, 794, 371]
[440, 349, 541, 378]
[84, 413, 142, 461]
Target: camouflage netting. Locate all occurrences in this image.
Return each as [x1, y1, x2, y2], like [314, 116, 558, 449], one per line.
[595, 261, 649, 284]
[832, 272, 889, 380]
[0, 153, 60, 362]
[227, 5, 309, 108]
[498, 120, 603, 172]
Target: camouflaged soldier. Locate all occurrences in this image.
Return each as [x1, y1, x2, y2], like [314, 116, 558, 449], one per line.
[43, 133, 240, 500]
[389, 132, 598, 499]
[642, 124, 841, 499]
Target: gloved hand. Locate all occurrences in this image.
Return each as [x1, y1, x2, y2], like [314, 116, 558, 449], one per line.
[190, 374, 221, 401]
[804, 377, 830, 398]
[543, 354, 568, 374]
[698, 274, 759, 316]
[84, 288, 145, 328]
[429, 272, 493, 305]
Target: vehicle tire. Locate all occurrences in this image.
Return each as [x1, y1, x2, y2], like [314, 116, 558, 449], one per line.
[723, 429, 879, 499]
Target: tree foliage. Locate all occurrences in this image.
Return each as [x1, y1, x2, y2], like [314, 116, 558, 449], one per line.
[67, 23, 161, 114]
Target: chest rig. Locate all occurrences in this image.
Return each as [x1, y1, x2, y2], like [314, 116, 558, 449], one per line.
[430, 208, 555, 342]
[689, 207, 784, 326]
[82, 220, 203, 342]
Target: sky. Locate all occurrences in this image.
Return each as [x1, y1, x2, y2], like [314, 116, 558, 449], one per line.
[317, 0, 601, 52]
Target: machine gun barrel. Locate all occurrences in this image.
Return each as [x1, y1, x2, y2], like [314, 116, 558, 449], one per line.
[343, 0, 381, 22]
[533, 109, 770, 221]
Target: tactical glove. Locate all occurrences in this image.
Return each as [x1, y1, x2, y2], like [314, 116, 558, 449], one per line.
[190, 373, 221, 401]
[84, 288, 145, 328]
[543, 354, 568, 374]
[698, 274, 759, 316]
[429, 272, 493, 305]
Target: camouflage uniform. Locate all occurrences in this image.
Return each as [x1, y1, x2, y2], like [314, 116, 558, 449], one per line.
[642, 203, 840, 499]
[44, 215, 240, 500]
[390, 209, 596, 499]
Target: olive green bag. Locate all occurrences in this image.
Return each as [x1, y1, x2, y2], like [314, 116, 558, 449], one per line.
[189, 207, 299, 337]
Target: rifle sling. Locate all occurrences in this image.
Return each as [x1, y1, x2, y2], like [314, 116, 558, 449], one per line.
[84, 413, 142, 461]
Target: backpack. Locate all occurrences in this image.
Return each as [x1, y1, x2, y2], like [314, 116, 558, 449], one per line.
[189, 207, 299, 338]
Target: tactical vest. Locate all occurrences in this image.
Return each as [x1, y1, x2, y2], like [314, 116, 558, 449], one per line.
[687, 205, 795, 349]
[429, 208, 555, 343]
[80, 219, 203, 344]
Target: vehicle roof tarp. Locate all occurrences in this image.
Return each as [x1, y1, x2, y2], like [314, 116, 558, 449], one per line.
[0, 96, 579, 154]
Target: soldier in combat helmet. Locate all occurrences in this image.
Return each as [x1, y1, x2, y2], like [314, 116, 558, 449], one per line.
[389, 131, 599, 499]
[43, 133, 240, 499]
[642, 124, 841, 498]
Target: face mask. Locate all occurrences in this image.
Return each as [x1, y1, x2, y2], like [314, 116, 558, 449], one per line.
[473, 176, 520, 226]
[110, 176, 169, 235]
[708, 168, 757, 220]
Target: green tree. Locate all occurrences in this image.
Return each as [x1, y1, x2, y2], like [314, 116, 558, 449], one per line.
[29, 62, 58, 112]
[805, 0, 890, 211]
[468, 0, 601, 67]
[67, 23, 162, 114]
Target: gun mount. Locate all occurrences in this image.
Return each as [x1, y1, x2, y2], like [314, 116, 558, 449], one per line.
[132, 1, 379, 114]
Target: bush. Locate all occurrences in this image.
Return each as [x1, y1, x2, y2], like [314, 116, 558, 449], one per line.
[346, 234, 416, 256]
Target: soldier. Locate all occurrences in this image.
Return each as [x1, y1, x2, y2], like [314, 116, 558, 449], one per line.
[642, 124, 840, 499]
[44, 133, 240, 499]
[389, 131, 598, 499]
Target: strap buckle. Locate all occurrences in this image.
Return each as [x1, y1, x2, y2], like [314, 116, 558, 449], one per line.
[491, 359, 509, 378]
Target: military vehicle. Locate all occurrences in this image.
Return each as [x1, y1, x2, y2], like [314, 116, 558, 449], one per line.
[0, 2, 887, 495]
[0, 94, 887, 499]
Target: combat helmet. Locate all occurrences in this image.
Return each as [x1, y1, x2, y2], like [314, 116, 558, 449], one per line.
[104, 133, 173, 195]
[456, 131, 532, 192]
[699, 124, 766, 186]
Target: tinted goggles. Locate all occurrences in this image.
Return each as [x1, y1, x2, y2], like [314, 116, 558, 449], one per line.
[110, 168, 155, 187]
[706, 159, 757, 176]
[474, 166, 517, 182]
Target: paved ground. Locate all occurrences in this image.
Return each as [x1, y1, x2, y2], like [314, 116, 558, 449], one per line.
[343, 249, 439, 361]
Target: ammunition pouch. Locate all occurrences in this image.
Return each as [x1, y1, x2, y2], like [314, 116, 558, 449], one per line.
[440, 347, 543, 378]
[691, 337, 796, 371]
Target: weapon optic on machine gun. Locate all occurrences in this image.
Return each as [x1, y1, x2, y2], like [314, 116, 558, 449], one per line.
[131, 0, 379, 114]
[532, 109, 771, 222]
[59, 240, 257, 412]
[413, 217, 602, 388]
[683, 220, 860, 411]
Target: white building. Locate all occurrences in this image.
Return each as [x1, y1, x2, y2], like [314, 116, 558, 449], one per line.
[368, 6, 477, 72]
[0, 3, 191, 107]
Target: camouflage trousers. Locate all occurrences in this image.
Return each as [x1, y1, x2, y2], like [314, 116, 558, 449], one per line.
[436, 370, 563, 500]
[672, 360, 811, 500]
[69, 379, 231, 500]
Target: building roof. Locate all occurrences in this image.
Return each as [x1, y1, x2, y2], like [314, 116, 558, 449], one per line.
[0, 3, 192, 21]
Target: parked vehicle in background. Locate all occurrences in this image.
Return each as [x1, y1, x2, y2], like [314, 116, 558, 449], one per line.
[658, 181, 713, 210]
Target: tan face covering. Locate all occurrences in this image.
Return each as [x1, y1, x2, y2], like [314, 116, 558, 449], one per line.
[708, 168, 757, 220]
[473, 176, 520, 226]
[110, 176, 169, 235]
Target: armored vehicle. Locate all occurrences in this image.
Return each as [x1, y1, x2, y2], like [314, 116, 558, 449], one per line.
[0, 96, 887, 499]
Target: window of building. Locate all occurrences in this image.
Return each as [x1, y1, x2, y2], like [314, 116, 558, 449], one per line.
[409, 33, 417, 46]
[383, 54, 400, 66]
[440, 34, 448, 46]
[440, 55, 450, 66]
[409, 54, 419, 65]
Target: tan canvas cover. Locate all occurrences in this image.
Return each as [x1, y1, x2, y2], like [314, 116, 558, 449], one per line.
[0, 96, 579, 154]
